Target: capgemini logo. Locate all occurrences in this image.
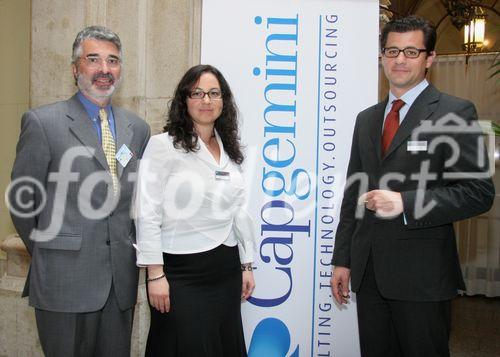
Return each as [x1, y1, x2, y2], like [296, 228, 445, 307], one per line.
[248, 318, 299, 357]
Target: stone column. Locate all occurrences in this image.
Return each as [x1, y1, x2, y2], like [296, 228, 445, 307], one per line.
[0, 0, 30, 268]
[0, 235, 42, 356]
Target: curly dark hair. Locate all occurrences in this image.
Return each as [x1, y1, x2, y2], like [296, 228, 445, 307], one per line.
[164, 64, 244, 164]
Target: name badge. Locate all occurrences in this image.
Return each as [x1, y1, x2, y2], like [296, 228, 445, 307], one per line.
[116, 144, 133, 167]
[215, 170, 230, 181]
[407, 141, 427, 152]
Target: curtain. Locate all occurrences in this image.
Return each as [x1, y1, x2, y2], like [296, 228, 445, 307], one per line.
[379, 53, 500, 296]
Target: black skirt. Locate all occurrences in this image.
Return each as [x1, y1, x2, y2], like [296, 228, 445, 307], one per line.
[145, 244, 247, 357]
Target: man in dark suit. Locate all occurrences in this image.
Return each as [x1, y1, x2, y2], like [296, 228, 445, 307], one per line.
[330, 16, 495, 356]
[9, 26, 150, 356]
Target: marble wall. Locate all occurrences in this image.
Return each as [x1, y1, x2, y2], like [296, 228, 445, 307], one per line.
[0, 0, 30, 262]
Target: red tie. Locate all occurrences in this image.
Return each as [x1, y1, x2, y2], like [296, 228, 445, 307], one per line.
[382, 99, 405, 157]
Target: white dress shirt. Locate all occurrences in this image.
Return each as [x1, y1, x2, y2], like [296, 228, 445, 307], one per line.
[383, 79, 429, 127]
[135, 131, 256, 265]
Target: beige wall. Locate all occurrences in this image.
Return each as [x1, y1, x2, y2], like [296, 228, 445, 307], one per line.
[0, 0, 30, 259]
[30, 0, 201, 134]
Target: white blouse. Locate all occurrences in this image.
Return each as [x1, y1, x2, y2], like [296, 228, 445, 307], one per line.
[135, 131, 256, 265]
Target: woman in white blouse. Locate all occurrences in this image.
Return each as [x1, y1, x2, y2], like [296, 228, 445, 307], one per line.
[135, 64, 256, 356]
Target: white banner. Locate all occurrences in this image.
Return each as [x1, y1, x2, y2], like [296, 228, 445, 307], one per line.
[202, 1, 378, 355]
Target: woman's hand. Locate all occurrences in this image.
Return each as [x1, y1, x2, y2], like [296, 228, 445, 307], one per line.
[241, 270, 255, 300]
[147, 265, 170, 313]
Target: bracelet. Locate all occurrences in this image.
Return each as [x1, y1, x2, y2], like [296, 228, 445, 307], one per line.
[147, 273, 166, 282]
[241, 264, 253, 272]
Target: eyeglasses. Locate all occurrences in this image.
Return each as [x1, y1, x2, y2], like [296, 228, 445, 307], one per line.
[188, 89, 223, 100]
[382, 47, 428, 58]
[81, 55, 121, 68]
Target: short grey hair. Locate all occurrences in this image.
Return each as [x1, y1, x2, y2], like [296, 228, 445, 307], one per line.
[71, 26, 122, 64]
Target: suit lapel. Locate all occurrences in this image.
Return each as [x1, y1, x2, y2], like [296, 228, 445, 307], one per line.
[369, 100, 387, 163]
[382, 85, 440, 160]
[113, 107, 133, 179]
[66, 95, 108, 170]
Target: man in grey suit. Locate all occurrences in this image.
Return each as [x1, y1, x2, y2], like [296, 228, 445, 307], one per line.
[330, 16, 494, 356]
[9, 26, 150, 356]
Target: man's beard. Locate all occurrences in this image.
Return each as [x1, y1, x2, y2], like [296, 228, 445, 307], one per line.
[76, 72, 121, 102]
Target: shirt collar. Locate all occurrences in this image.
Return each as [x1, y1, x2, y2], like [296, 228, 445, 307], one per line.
[195, 129, 229, 168]
[388, 79, 429, 109]
[76, 91, 112, 120]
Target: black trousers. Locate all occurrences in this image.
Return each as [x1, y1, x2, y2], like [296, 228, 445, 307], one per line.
[145, 244, 247, 357]
[356, 255, 451, 357]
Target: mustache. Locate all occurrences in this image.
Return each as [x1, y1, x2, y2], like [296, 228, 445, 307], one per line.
[92, 73, 115, 83]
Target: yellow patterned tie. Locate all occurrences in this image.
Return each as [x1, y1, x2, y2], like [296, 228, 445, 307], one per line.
[99, 108, 118, 194]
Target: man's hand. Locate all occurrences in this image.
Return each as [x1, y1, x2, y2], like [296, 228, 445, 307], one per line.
[331, 266, 351, 305]
[359, 190, 403, 218]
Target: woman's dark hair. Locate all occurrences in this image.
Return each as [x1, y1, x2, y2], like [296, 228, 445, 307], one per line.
[164, 64, 244, 164]
[380, 15, 436, 54]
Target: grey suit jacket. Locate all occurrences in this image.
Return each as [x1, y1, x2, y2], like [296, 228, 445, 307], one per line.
[10, 94, 150, 312]
[332, 85, 495, 301]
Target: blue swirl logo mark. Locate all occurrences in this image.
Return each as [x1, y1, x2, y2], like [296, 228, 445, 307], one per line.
[248, 318, 299, 357]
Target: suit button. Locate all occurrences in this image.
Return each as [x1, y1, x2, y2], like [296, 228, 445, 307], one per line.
[109, 211, 114, 217]
[106, 240, 110, 246]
